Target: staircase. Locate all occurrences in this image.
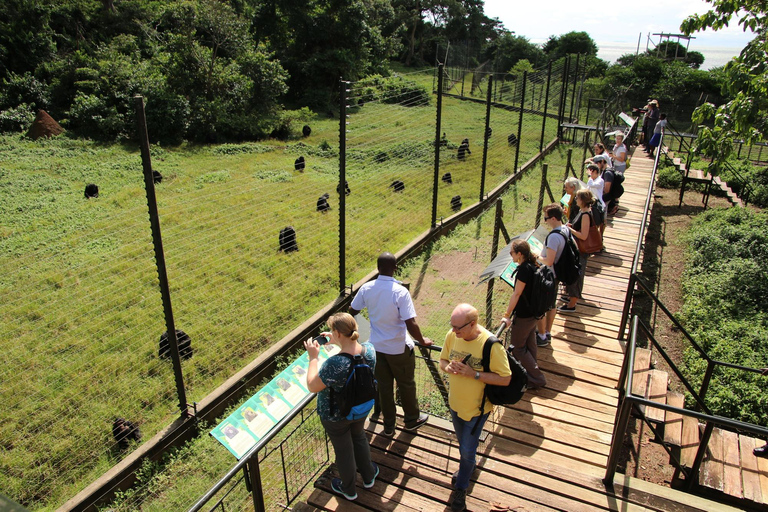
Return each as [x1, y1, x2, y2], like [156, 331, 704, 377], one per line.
[665, 150, 745, 208]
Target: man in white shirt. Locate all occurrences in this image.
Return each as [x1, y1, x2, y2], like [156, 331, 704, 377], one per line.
[350, 252, 433, 436]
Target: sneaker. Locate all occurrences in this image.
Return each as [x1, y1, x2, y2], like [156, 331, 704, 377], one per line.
[450, 470, 459, 486]
[404, 413, 429, 431]
[382, 426, 395, 437]
[755, 443, 768, 458]
[557, 305, 576, 313]
[558, 295, 569, 303]
[363, 463, 379, 489]
[450, 489, 467, 512]
[331, 478, 357, 501]
[536, 333, 551, 347]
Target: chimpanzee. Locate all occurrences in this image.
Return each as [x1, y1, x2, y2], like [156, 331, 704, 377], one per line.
[294, 156, 306, 172]
[337, 180, 351, 196]
[457, 139, 471, 160]
[486, 126, 493, 139]
[152, 170, 163, 184]
[389, 180, 405, 192]
[507, 133, 518, 146]
[279, 226, 298, 252]
[451, 195, 462, 212]
[302, 125, 312, 137]
[442, 172, 453, 184]
[317, 193, 331, 213]
[112, 417, 141, 450]
[159, 329, 193, 360]
[84, 183, 99, 198]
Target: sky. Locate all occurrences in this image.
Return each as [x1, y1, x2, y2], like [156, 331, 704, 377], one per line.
[482, 0, 756, 68]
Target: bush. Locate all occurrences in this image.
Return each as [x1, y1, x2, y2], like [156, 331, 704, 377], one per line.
[0, 104, 35, 133]
[679, 208, 768, 426]
[656, 163, 681, 188]
[354, 74, 429, 106]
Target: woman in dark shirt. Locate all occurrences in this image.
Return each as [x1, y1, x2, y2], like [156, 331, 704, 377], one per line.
[559, 189, 595, 313]
[305, 313, 378, 501]
[500, 240, 547, 389]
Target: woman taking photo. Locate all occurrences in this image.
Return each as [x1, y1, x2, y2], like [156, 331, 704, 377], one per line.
[611, 133, 628, 173]
[304, 313, 378, 501]
[563, 177, 583, 224]
[559, 189, 595, 314]
[499, 240, 547, 390]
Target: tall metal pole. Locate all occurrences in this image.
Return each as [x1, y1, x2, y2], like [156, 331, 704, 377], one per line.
[134, 96, 188, 417]
[535, 164, 548, 229]
[557, 56, 571, 139]
[513, 71, 527, 173]
[431, 64, 444, 229]
[339, 78, 347, 293]
[480, 75, 493, 202]
[539, 61, 553, 152]
[486, 199, 503, 327]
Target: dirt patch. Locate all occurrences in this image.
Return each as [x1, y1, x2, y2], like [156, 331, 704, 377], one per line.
[26, 110, 65, 139]
[618, 186, 733, 486]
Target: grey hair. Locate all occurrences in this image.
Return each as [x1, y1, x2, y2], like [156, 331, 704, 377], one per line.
[564, 177, 582, 190]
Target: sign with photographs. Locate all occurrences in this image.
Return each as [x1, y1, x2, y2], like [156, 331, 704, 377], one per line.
[210, 343, 340, 459]
[499, 225, 549, 287]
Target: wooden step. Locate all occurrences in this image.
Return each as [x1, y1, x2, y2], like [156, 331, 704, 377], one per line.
[630, 347, 652, 397]
[700, 427, 725, 492]
[722, 429, 742, 499]
[680, 415, 700, 468]
[738, 435, 765, 503]
[664, 391, 685, 447]
[643, 369, 669, 424]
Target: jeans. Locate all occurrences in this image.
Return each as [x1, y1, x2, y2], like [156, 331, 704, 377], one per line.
[450, 409, 489, 490]
[321, 417, 376, 496]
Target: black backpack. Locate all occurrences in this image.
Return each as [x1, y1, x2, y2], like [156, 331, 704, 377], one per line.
[472, 335, 528, 434]
[512, 264, 557, 319]
[546, 229, 581, 286]
[331, 352, 378, 420]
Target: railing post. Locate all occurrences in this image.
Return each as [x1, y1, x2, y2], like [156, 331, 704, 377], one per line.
[486, 199, 503, 327]
[480, 74, 493, 202]
[686, 421, 715, 491]
[513, 71, 527, 172]
[339, 78, 347, 293]
[432, 64, 444, 229]
[134, 95, 189, 418]
[557, 56, 570, 139]
[604, 392, 633, 485]
[618, 273, 636, 341]
[696, 360, 716, 409]
[246, 456, 267, 512]
[539, 61, 553, 152]
[568, 54, 580, 122]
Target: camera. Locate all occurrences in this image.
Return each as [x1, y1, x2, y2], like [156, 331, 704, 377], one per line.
[313, 335, 329, 345]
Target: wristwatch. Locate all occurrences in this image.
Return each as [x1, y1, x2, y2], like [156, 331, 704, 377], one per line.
[474, 371, 480, 380]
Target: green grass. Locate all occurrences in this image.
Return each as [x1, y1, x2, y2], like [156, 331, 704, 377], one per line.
[0, 67, 569, 510]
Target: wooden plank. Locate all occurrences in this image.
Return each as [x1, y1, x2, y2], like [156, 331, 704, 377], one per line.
[644, 369, 668, 424]
[680, 415, 699, 468]
[700, 427, 724, 492]
[630, 348, 651, 397]
[738, 435, 762, 502]
[664, 391, 685, 447]
[307, 487, 376, 511]
[757, 444, 768, 504]
[721, 429, 742, 498]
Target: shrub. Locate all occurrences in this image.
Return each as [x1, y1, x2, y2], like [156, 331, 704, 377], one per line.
[0, 104, 35, 133]
[656, 163, 681, 188]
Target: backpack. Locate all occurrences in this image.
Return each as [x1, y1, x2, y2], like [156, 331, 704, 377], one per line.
[331, 352, 378, 420]
[471, 335, 527, 434]
[512, 264, 557, 319]
[546, 229, 581, 286]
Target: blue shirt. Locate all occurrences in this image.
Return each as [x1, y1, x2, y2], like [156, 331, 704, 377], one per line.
[317, 342, 376, 421]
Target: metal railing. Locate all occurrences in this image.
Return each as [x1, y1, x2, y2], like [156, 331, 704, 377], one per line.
[606, 133, 768, 489]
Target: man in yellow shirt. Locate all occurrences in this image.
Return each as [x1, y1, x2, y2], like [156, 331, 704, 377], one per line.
[440, 304, 511, 512]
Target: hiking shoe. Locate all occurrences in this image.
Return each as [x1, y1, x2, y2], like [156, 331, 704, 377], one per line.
[755, 444, 768, 458]
[331, 478, 357, 501]
[404, 413, 429, 431]
[451, 489, 467, 512]
[557, 305, 576, 313]
[536, 333, 551, 347]
[364, 463, 379, 489]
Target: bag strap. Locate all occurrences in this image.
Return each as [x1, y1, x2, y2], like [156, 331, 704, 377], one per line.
[472, 336, 500, 435]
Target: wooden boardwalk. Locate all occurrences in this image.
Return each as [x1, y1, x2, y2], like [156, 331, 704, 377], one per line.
[300, 151, 754, 512]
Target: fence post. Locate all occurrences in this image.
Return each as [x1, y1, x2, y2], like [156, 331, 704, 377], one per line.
[486, 199, 504, 327]
[604, 391, 632, 485]
[134, 95, 188, 418]
[534, 164, 548, 229]
[568, 54, 580, 122]
[339, 78, 347, 293]
[480, 75, 493, 202]
[539, 61, 553, 152]
[432, 64, 444, 229]
[246, 456, 267, 512]
[557, 56, 570, 139]
[513, 71, 527, 172]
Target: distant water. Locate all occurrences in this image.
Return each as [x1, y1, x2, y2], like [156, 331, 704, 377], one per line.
[597, 41, 742, 70]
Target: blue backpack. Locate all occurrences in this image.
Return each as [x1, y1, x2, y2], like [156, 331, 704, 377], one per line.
[332, 353, 378, 420]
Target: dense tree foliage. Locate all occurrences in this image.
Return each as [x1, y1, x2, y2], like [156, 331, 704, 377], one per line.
[681, 0, 765, 160]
